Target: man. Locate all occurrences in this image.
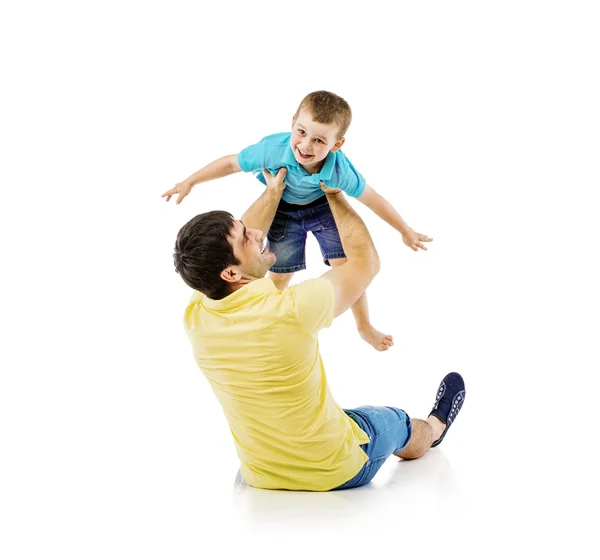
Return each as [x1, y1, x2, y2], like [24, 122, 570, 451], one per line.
[172, 168, 465, 491]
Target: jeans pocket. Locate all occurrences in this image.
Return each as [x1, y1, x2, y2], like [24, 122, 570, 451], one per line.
[267, 212, 289, 242]
[317, 213, 336, 231]
[314, 202, 337, 231]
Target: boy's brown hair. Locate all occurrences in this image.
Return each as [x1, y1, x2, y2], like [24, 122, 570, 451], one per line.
[294, 90, 352, 139]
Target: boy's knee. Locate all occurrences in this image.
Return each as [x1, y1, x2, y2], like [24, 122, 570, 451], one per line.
[328, 257, 347, 268]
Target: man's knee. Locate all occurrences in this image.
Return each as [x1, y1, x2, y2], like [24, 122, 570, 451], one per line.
[394, 419, 433, 460]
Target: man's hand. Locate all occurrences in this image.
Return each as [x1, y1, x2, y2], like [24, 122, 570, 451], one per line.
[320, 181, 341, 195]
[162, 181, 193, 205]
[402, 228, 433, 252]
[264, 167, 287, 192]
[239, 168, 287, 234]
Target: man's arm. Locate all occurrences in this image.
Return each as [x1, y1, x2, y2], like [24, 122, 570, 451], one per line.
[357, 184, 433, 251]
[162, 154, 242, 204]
[320, 184, 380, 318]
[240, 168, 287, 233]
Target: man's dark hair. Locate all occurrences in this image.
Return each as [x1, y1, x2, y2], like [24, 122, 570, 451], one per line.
[173, 210, 240, 300]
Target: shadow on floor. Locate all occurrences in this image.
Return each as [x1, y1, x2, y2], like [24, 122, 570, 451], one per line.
[231, 450, 464, 530]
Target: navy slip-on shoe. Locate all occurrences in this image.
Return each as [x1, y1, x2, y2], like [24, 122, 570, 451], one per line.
[428, 372, 465, 448]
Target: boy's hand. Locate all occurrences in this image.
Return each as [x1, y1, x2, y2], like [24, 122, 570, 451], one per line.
[320, 181, 341, 195]
[402, 228, 433, 252]
[162, 181, 193, 204]
[263, 167, 287, 193]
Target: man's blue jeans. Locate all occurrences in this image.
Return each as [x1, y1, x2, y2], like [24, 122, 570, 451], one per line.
[334, 406, 413, 490]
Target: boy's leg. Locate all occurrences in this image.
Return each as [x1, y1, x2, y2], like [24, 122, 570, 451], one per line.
[269, 271, 295, 291]
[266, 205, 306, 289]
[329, 257, 394, 351]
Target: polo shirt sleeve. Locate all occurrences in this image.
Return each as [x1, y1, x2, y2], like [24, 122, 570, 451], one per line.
[237, 138, 268, 173]
[287, 278, 335, 334]
[338, 160, 367, 198]
[332, 150, 367, 198]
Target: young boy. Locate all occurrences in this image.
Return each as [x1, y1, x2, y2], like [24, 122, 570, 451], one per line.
[162, 91, 432, 351]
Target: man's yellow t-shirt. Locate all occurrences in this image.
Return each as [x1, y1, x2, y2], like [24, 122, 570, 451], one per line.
[184, 277, 369, 491]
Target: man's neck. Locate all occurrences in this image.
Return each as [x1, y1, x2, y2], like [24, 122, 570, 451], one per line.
[228, 275, 262, 294]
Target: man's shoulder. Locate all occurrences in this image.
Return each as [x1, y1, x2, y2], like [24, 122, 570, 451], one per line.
[285, 278, 335, 307]
[285, 278, 335, 332]
[184, 280, 283, 328]
[287, 277, 333, 292]
[186, 290, 204, 307]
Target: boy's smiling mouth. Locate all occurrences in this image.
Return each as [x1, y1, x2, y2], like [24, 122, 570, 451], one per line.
[296, 147, 313, 159]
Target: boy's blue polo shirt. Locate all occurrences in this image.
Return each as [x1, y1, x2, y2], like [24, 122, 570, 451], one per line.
[237, 132, 366, 205]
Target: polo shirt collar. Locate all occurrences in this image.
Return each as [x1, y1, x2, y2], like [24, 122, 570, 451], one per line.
[319, 151, 336, 181]
[282, 143, 337, 183]
[198, 278, 278, 311]
[282, 143, 299, 168]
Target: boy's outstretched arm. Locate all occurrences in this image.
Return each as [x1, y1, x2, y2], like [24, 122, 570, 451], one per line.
[357, 185, 433, 252]
[161, 154, 242, 204]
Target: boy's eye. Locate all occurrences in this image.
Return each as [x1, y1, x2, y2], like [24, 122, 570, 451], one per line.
[315, 139, 323, 144]
[298, 129, 305, 135]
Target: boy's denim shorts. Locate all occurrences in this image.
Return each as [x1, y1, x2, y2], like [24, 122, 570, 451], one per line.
[333, 405, 413, 490]
[266, 196, 346, 273]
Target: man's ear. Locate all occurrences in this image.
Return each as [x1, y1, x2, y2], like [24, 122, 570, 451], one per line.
[220, 267, 242, 284]
[330, 137, 346, 152]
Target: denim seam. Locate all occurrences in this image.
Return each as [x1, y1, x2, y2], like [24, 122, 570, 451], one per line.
[269, 264, 306, 273]
[323, 251, 346, 260]
[366, 456, 387, 466]
[371, 423, 395, 438]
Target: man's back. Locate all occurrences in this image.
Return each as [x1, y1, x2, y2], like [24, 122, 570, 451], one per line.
[184, 277, 369, 491]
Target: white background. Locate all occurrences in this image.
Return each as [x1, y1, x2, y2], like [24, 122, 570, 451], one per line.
[1, 1, 599, 558]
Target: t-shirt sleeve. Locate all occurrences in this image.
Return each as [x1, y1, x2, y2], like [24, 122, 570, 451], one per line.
[287, 278, 335, 334]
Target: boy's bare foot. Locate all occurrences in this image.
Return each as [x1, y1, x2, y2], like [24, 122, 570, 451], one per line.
[358, 325, 394, 351]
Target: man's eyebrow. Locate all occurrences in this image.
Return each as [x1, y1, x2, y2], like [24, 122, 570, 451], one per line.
[240, 221, 247, 242]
